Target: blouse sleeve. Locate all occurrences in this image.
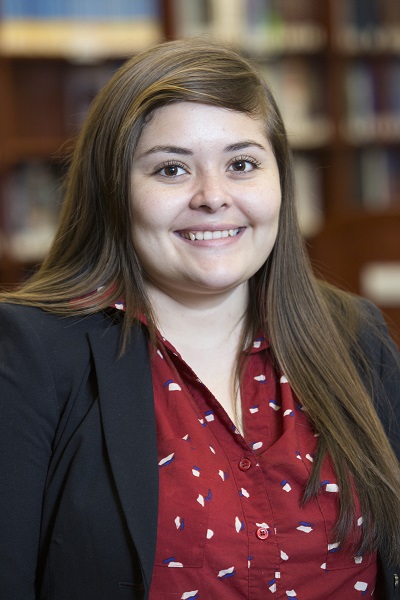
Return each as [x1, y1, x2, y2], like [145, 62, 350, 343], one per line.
[0, 304, 59, 599]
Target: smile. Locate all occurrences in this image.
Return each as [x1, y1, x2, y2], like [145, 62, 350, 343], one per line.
[179, 228, 242, 241]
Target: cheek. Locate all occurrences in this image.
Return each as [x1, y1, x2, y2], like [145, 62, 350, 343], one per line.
[249, 193, 281, 227]
[131, 188, 182, 231]
[265, 187, 282, 221]
[131, 201, 164, 233]
[265, 201, 281, 223]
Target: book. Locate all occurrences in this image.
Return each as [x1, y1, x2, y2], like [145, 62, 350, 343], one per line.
[172, 0, 325, 54]
[344, 61, 376, 140]
[387, 149, 400, 207]
[209, 0, 245, 44]
[344, 59, 400, 142]
[388, 59, 400, 116]
[2, 160, 64, 261]
[64, 62, 120, 133]
[293, 153, 323, 237]
[261, 57, 331, 147]
[173, 0, 245, 42]
[358, 148, 391, 210]
[172, 0, 213, 38]
[360, 262, 400, 307]
[337, 0, 400, 52]
[351, 0, 380, 32]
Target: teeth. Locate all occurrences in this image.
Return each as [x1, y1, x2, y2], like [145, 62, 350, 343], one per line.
[181, 228, 240, 241]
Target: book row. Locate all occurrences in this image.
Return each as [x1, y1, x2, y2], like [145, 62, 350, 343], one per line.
[1, 0, 159, 19]
[338, 0, 400, 30]
[62, 58, 400, 143]
[344, 59, 400, 121]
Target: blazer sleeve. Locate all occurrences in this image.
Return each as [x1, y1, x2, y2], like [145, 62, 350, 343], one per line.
[359, 301, 400, 461]
[352, 301, 400, 598]
[0, 304, 60, 599]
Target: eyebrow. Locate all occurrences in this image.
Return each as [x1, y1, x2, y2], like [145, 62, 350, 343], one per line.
[225, 141, 267, 152]
[141, 145, 193, 157]
[139, 140, 267, 158]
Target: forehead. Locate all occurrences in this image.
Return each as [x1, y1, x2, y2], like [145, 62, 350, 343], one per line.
[137, 102, 268, 149]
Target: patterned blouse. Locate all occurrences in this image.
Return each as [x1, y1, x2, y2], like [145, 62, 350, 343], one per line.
[146, 331, 379, 599]
[110, 305, 379, 599]
[144, 330, 377, 600]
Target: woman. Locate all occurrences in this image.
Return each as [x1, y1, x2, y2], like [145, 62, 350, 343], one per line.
[0, 38, 399, 599]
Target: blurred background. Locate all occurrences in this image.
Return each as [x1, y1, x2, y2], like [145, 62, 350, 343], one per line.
[0, 0, 399, 338]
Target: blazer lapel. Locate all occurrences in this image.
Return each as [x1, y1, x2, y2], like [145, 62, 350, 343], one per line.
[88, 323, 158, 591]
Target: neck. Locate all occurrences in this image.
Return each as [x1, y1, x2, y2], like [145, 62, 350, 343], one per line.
[145, 282, 249, 352]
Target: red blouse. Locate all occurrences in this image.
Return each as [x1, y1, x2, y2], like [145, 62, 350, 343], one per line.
[146, 332, 378, 600]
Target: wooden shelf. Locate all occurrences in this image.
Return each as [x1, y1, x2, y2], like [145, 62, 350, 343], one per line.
[341, 115, 400, 145]
[1, 136, 72, 165]
[336, 26, 400, 54]
[0, 255, 39, 288]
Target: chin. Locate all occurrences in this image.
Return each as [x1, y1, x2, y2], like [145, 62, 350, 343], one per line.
[188, 276, 249, 294]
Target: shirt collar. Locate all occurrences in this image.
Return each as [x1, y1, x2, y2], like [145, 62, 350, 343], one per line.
[109, 301, 270, 353]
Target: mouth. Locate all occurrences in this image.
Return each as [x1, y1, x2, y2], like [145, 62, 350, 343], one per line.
[178, 227, 243, 241]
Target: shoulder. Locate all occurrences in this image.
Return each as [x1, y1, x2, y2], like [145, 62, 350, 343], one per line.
[353, 298, 399, 378]
[0, 302, 119, 336]
[318, 284, 400, 452]
[331, 292, 400, 395]
[318, 281, 398, 362]
[353, 299, 400, 458]
[0, 303, 126, 398]
[0, 303, 124, 354]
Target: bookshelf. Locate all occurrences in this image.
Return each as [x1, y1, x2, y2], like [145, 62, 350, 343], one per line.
[0, 0, 164, 284]
[0, 0, 399, 333]
[310, 0, 400, 335]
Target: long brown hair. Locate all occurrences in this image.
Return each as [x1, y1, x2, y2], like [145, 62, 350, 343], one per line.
[1, 38, 399, 563]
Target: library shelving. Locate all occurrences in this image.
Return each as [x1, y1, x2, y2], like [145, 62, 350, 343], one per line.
[0, 0, 399, 333]
[0, 0, 164, 284]
[309, 0, 400, 336]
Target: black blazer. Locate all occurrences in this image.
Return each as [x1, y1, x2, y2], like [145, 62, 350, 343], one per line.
[0, 302, 399, 599]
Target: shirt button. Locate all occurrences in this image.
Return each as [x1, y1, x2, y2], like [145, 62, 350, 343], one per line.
[256, 527, 269, 540]
[238, 458, 251, 471]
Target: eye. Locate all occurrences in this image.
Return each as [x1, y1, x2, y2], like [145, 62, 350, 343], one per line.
[228, 156, 261, 173]
[155, 161, 188, 178]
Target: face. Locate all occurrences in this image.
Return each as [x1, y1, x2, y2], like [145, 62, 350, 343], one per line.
[130, 102, 281, 302]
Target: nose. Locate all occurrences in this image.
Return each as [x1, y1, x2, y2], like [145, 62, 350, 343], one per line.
[189, 173, 232, 212]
